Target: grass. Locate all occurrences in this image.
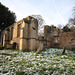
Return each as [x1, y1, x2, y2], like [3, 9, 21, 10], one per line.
[0, 48, 75, 75]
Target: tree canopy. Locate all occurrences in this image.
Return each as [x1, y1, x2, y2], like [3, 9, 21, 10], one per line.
[0, 2, 16, 32]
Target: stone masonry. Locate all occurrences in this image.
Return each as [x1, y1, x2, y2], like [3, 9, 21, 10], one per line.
[44, 25, 75, 49]
[0, 16, 38, 51]
[0, 16, 75, 50]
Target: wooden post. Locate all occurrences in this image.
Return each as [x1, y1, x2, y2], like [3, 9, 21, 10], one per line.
[62, 46, 66, 54]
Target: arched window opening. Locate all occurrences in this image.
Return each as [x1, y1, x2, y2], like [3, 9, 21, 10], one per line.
[11, 27, 13, 40]
[17, 24, 21, 37]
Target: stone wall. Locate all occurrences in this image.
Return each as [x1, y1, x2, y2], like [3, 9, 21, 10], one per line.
[59, 32, 75, 49]
[0, 16, 38, 51]
[0, 16, 75, 50]
[44, 25, 75, 49]
[19, 16, 38, 51]
[44, 26, 51, 48]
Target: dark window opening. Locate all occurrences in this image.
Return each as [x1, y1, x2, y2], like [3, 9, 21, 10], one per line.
[11, 27, 13, 40]
[17, 24, 21, 37]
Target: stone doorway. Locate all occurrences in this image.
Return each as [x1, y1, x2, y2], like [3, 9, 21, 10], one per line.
[12, 42, 17, 49]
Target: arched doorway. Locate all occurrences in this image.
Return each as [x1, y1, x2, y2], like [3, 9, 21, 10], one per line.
[12, 42, 17, 49]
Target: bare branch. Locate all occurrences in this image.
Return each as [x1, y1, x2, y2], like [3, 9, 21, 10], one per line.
[31, 15, 45, 35]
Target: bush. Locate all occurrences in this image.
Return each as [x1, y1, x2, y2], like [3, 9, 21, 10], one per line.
[71, 48, 75, 51]
[62, 26, 71, 32]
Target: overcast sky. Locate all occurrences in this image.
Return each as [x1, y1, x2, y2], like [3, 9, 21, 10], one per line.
[0, 0, 75, 26]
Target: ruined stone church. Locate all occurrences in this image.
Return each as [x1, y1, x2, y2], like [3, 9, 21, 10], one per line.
[0, 16, 39, 50]
[0, 16, 75, 50]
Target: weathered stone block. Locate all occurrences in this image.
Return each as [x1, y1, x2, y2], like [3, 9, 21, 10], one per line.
[19, 39, 27, 51]
[28, 39, 36, 50]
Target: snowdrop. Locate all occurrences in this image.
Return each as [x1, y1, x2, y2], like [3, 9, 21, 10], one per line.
[0, 49, 75, 75]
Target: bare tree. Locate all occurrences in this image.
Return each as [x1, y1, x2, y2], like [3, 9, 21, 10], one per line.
[69, 18, 75, 27]
[57, 24, 63, 29]
[68, 7, 75, 27]
[31, 15, 45, 35]
[73, 7, 75, 18]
